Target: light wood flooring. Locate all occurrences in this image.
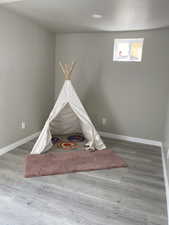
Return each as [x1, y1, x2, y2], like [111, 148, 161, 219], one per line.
[0, 138, 167, 225]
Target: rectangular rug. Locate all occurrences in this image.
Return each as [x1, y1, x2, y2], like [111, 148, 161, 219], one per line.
[25, 149, 127, 178]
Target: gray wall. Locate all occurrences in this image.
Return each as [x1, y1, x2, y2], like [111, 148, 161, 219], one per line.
[55, 29, 169, 141]
[0, 8, 55, 148]
[163, 92, 169, 185]
[164, 92, 169, 150]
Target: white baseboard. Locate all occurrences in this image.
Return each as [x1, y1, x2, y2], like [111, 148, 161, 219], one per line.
[0, 131, 162, 156]
[161, 145, 169, 225]
[0, 132, 40, 156]
[100, 131, 162, 148]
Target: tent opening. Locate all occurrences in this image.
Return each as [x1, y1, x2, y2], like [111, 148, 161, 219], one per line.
[49, 103, 83, 137]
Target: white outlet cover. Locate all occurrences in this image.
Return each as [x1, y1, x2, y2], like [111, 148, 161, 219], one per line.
[21, 121, 26, 129]
[167, 149, 169, 159]
[102, 118, 107, 125]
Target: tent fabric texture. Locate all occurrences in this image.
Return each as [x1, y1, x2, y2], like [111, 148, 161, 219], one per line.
[31, 80, 106, 154]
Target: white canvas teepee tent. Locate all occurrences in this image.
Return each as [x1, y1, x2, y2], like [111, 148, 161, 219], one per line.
[31, 62, 106, 154]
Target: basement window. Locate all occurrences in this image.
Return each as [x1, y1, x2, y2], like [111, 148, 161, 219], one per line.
[113, 38, 144, 62]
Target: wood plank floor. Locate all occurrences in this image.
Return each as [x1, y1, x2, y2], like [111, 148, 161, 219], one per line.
[0, 138, 167, 225]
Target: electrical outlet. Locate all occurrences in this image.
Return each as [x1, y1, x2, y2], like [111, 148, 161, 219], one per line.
[21, 121, 26, 129]
[102, 117, 107, 126]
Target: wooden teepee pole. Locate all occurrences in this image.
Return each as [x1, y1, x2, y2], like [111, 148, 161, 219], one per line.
[59, 61, 76, 80]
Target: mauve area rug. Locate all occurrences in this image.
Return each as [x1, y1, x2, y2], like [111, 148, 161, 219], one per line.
[25, 149, 128, 178]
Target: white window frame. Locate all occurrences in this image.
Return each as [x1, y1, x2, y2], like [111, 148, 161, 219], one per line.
[113, 38, 144, 62]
